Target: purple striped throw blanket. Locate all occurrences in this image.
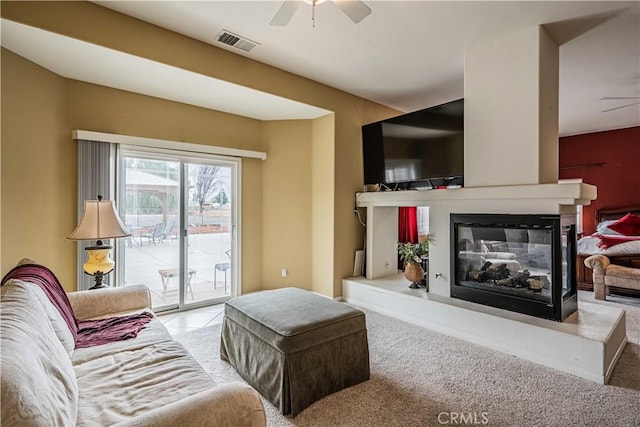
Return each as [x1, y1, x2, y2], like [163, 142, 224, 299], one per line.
[1, 263, 153, 348]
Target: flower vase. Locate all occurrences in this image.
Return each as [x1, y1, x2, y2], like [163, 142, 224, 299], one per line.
[404, 262, 424, 288]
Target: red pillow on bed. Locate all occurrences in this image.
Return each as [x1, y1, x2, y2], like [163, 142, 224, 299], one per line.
[608, 213, 640, 236]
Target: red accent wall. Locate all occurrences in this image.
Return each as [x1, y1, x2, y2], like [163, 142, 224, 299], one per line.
[559, 126, 640, 235]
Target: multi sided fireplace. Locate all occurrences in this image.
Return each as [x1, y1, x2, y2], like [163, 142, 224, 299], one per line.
[450, 214, 577, 321]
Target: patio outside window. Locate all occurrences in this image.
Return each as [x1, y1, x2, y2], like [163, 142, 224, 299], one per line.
[119, 150, 238, 311]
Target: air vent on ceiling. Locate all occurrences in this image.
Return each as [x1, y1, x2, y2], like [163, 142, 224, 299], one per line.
[216, 30, 259, 52]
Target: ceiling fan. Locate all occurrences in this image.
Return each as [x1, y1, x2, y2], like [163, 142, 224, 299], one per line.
[270, 0, 372, 27]
[600, 96, 640, 113]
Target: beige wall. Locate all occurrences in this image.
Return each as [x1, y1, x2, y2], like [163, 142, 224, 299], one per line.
[311, 114, 335, 296]
[66, 82, 265, 152]
[261, 120, 313, 290]
[1, 49, 76, 290]
[1, 1, 399, 296]
[65, 80, 265, 294]
[1, 49, 266, 292]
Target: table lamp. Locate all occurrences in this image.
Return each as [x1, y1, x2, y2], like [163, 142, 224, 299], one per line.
[68, 195, 131, 289]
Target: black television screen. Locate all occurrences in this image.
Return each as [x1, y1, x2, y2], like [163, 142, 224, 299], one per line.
[362, 99, 464, 189]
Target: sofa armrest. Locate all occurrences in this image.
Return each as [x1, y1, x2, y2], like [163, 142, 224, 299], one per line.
[67, 285, 152, 320]
[585, 255, 611, 300]
[113, 382, 266, 427]
[584, 255, 610, 275]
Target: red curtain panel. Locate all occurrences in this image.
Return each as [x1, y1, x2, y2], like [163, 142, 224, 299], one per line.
[398, 207, 418, 243]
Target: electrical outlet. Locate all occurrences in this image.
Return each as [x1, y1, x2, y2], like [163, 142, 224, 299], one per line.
[281, 268, 288, 278]
[384, 261, 390, 269]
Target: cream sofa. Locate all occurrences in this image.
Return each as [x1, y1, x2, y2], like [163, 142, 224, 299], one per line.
[0, 278, 266, 427]
[584, 254, 640, 300]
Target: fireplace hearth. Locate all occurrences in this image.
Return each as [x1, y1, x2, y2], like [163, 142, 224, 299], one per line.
[450, 214, 577, 321]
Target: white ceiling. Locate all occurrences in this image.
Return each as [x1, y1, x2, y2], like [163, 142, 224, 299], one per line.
[3, 1, 639, 136]
[0, 19, 330, 121]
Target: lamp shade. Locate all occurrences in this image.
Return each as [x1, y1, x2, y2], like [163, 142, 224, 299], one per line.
[68, 198, 131, 240]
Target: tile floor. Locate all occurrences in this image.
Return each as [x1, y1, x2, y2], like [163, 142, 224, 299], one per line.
[157, 303, 225, 336]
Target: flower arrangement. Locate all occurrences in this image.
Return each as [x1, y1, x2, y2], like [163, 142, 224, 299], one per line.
[396, 240, 429, 264]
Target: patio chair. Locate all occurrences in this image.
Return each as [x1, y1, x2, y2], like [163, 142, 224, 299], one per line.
[161, 220, 177, 240]
[214, 250, 232, 294]
[141, 223, 164, 245]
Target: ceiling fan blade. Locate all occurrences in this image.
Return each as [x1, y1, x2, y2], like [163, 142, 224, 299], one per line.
[333, 0, 372, 24]
[601, 102, 640, 113]
[600, 96, 640, 100]
[270, 1, 300, 26]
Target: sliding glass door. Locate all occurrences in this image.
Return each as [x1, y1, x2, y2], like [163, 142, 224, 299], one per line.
[118, 148, 239, 311]
[121, 155, 181, 308]
[185, 162, 234, 305]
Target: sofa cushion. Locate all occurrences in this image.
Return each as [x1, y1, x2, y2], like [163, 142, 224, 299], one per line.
[74, 340, 215, 426]
[603, 264, 640, 290]
[21, 279, 76, 355]
[1, 280, 79, 426]
[1, 263, 78, 341]
[71, 316, 172, 365]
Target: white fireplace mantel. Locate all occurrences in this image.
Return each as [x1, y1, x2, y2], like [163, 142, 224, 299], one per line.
[357, 182, 596, 291]
[356, 182, 596, 208]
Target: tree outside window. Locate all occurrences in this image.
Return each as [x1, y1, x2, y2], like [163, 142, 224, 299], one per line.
[192, 165, 223, 224]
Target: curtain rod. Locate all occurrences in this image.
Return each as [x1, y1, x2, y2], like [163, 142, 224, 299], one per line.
[72, 130, 267, 160]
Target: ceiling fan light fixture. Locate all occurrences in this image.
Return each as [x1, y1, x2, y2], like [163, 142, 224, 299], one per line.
[270, 0, 370, 27]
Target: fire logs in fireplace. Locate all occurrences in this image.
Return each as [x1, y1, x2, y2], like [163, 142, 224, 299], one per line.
[466, 261, 547, 291]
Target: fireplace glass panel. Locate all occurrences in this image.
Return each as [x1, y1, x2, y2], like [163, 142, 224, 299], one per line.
[451, 213, 577, 322]
[561, 224, 571, 298]
[456, 225, 554, 303]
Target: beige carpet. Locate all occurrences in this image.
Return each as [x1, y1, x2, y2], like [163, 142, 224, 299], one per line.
[175, 292, 640, 427]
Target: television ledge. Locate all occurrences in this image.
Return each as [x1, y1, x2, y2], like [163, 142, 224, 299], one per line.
[342, 274, 627, 384]
[356, 182, 597, 207]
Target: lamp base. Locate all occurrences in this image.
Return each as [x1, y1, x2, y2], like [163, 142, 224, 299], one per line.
[87, 271, 110, 290]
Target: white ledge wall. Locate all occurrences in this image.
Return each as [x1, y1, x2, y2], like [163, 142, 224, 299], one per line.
[342, 275, 627, 384]
[358, 182, 596, 297]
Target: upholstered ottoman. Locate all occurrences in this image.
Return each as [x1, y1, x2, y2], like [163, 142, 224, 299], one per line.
[220, 287, 369, 416]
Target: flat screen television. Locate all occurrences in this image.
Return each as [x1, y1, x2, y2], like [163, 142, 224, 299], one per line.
[362, 99, 464, 189]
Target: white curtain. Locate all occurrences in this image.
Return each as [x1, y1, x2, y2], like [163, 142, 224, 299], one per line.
[75, 139, 117, 290]
[417, 206, 430, 236]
